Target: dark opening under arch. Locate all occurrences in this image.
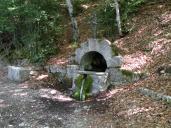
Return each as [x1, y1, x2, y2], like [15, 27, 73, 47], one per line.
[80, 51, 107, 72]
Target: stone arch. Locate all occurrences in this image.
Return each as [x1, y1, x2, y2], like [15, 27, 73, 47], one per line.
[75, 38, 122, 68]
[80, 51, 107, 72]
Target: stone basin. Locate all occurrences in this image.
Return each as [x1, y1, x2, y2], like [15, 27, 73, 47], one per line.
[76, 70, 109, 95]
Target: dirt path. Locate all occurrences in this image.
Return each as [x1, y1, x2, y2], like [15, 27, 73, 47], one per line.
[0, 68, 170, 128]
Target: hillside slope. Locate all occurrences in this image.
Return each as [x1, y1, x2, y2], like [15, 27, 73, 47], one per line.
[48, 1, 171, 94]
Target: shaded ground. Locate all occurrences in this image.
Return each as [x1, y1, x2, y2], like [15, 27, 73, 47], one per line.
[0, 68, 171, 128]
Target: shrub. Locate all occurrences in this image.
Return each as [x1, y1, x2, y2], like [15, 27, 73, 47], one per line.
[0, 0, 64, 64]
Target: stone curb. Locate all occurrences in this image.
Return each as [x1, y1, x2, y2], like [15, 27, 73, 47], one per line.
[137, 87, 171, 103]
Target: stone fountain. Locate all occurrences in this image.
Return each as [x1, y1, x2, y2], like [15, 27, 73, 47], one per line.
[47, 38, 142, 95]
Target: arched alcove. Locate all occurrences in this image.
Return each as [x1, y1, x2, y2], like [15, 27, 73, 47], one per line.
[80, 51, 107, 72]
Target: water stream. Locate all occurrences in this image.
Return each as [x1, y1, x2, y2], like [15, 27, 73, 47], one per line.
[80, 78, 85, 100]
[72, 76, 76, 90]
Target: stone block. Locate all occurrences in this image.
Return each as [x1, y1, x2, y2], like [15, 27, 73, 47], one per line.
[8, 66, 31, 82]
[108, 56, 123, 68]
[76, 71, 109, 95]
[46, 65, 66, 74]
[66, 65, 79, 78]
[107, 68, 125, 84]
[91, 72, 109, 94]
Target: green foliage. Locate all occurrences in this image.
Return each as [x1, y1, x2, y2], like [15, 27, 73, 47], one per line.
[72, 0, 84, 16]
[121, 69, 134, 78]
[89, 0, 147, 38]
[120, 0, 147, 32]
[95, 1, 117, 39]
[0, 0, 64, 64]
[72, 0, 98, 16]
[73, 75, 93, 101]
[111, 44, 119, 56]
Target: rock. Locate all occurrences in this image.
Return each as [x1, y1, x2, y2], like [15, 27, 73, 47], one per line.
[108, 56, 123, 68]
[76, 71, 109, 95]
[156, 64, 171, 75]
[137, 87, 171, 104]
[50, 90, 57, 95]
[30, 71, 39, 76]
[46, 65, 66, 74]
[8, 66, 31, 82]
[66, 65, 79, 78]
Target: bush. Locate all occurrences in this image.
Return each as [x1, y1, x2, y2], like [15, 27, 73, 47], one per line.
[89, 0, 147, 38]
[0, 0, 64, 64]
[95, 1, 117, 39]
[120, 0, 147, 32]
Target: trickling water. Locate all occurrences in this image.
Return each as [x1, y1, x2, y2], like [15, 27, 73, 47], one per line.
[80, 78, 85, 101]
[72, 77, 76, 90]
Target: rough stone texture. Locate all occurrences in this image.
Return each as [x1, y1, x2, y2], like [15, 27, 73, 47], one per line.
[107, 68, 143, 86]
[8, 66, 31, 82]
[106, 68, 125, 85]
[137, 88, 171, 103]
[76, 71, 109, 95]
[75, 38, 122, 68]
[91, 73, 109, 95]
[46, 65, 66, 74]
[46, 65, 79, 79]
[66, 65, 79, 78]
[108, 56, 123, 68]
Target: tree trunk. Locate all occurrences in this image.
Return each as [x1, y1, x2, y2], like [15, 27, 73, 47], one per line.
[65, 0, 79, 43]
[114, 0, 123, 36]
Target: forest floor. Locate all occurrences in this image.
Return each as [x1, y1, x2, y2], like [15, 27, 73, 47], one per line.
[0, 68, 171, 128]
[0, 1, 171, 128]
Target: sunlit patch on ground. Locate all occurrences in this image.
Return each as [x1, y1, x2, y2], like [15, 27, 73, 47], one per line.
[152, 27, 163, 37]
[122, 51, 151, 71]
[96, 87, 132, 101]
[0, 99, 9, 108]
[149, 38, 171, 56]
[96, 88, 124, 101]
[160, 11, 171, 24]
[18, 82, 29, 89]
[117, 106, 154, 117]
[39, 88, 73, 102]
[36, 74, 49, 81]
[138, 26, 147, 34]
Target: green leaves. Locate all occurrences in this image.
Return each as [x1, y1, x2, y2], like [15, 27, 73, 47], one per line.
[0, 0, 63, 63]
[120, 0, 147, 27]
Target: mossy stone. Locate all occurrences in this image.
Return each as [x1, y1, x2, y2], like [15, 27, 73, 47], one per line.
[72, 74, 93, 101]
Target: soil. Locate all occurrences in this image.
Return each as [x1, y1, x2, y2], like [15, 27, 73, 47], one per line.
[0, 68, 171, 128]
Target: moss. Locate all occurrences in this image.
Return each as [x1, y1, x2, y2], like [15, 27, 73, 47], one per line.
[121, 69, 134, 78]
[111, 44, 119, 56]
[72, 74, 93, 101]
